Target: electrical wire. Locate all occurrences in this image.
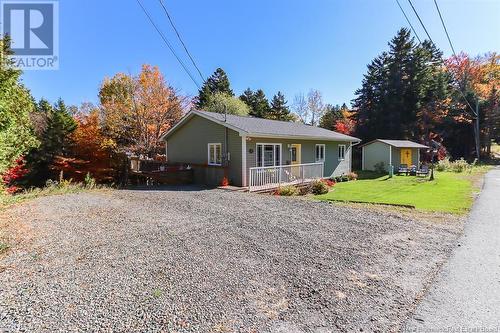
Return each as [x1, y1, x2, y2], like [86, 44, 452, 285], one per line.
[433, 0, 457, 56]
[406, 0, 434, 44]
[135, 0, 201, 89]
[395, 0, 422, 43]
[158, 0, 205, 83]
[405, 0, 477, 116]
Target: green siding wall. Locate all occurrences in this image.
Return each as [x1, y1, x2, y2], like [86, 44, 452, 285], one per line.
[227, 130, 242, 185]
[166, 115, 242, 186]
[363, 141, 390, 171]
[167, 114, 355, 187]
[363, 142, 421, 172]
[245, 138, 353, 181]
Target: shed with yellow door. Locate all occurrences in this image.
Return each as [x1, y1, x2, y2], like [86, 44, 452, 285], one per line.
[360, 139, 429, 172]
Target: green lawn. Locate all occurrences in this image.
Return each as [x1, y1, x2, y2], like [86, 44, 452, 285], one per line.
[316, 171, 483, 214]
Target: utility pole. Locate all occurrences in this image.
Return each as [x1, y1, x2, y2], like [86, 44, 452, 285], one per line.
[475, 98, 480, 162]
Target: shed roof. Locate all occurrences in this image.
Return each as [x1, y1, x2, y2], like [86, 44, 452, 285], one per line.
[162, 110, 361, 142]
[360, 139, 429, 149]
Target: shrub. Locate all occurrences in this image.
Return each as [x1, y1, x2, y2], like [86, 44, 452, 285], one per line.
[310, 179, 329, 195]
[374, 162, 386, 174]
[277, 185, 299, 196]
[322, 179, 336, 187]
[436, 157, 476, 173]
[436, 157, 449, 171]
[1, 157, 29, 192]
[347, 172, 358, 181]
[221, 176, 229, 187]
[84, 172, 97, 189]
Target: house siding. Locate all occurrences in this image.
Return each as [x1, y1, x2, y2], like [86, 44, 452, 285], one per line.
[166, 115, 243, 186]
[363, 141, 390, 171]
[363, 142, 421, 172]
[245, 138, 353, 181]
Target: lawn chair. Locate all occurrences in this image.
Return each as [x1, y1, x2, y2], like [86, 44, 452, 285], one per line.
[409, 165, 417, 176]
[416, 165, 430, 177]
[397, 164, 408, 175]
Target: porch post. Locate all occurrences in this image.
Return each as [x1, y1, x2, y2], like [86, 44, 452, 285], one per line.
[241, 135, 247, 187]
[362, 146, 365, 170]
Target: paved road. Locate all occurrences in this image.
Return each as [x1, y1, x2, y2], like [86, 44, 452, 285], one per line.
[405, 168, 500, 332]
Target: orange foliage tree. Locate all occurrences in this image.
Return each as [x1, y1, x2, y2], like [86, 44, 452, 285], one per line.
[446, 52, 500, 154]
[52, 107, 115, 183]
[99, 64, 187, 156]
[334, 107, 356, 135]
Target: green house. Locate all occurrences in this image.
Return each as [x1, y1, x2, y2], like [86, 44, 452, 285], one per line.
[161, 110, 361, 190]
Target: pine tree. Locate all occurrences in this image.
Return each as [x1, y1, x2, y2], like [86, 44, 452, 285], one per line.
[239, 88, 270, 118]
[252, 89, 270, 118]
[319, 104, 343, 130]
[196, 68, 233, 109]
[0, 35, 39, 175]
[353, 28, 451, 145]
[239, 88, 254, 109]
[24, 99, 77, 186]
[268, 92, 294, 121]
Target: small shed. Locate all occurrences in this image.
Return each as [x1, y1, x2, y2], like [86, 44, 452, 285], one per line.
[361, 139, 429, 172]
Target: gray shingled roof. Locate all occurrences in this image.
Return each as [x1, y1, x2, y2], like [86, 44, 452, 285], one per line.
[361, 139, 429, 149]
[187, 110, 360, 142]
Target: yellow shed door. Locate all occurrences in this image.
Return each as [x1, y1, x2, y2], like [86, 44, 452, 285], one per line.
[400, 149, 413, 166]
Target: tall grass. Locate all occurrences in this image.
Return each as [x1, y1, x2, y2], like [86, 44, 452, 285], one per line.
[0, 177, 109, 210]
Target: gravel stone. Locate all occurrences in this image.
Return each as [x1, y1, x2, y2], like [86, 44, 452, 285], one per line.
[0, 188, 462, 332]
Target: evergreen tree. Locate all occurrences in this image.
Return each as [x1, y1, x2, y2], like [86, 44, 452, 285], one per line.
[196, 68, 233, 109]
[239, 88, 270, 118]
[268, 92, 294, 121]
[319, 104, 343, 130]
[0, 35, 39, 175]
[239, 88, 254, 109]
[24, 99, 77, 186]
[252, 89, 271, 118]
[353, 28, 450, 145]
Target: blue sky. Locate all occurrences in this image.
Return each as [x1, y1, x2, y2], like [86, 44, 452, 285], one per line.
[20, 0, 500, 108]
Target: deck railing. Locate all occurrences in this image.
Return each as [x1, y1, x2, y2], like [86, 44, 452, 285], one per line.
[249, 162, 324, 192]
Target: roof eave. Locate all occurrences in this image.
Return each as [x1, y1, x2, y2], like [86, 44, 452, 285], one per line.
[247, 133, 361, 142]
[359, 139, 429, 148]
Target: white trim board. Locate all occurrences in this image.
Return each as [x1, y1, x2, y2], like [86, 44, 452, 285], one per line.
[241, 135, 247, 187]
[256, 143, 283, 167]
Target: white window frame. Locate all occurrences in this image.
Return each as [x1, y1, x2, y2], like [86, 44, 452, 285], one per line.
[315, 144, 325, 162]
[338, 144, 346, 161]
[256, 143, 282, 167]
[208, 143, 222, 166]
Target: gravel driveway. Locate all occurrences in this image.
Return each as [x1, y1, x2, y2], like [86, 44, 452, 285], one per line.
[0, 188, 461, 332]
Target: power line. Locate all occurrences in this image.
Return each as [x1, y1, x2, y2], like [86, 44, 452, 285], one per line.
[135, 0, 201, 89]
[395, 0, 422, 43]
[406, 0, 434, 45]
[157, 0, 205, 83]
[405, 0, 477, 117]
[433, 0, 457, 56]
